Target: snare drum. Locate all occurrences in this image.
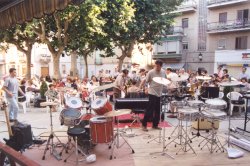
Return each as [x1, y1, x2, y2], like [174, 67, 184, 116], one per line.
[170, 100, 186, 112]
[188, 100, 204, 108]
[91, 97, 112, 115]
[60, 108, 82, 126]
[90, 116, 113, 144]
[202, 109, 227, 120]
[205, 98, 227, 110]
[178, 107, 199, 120]
[66, 97, 83, 109]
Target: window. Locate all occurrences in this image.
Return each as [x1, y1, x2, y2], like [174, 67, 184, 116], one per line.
[182, 18, 188, 28]
[235, 36, 247, 49]
[219, 12, 227, 23]
[237, 9, 249, 21]
[217, 39, 226, 49]
[183, 43, 188, 50]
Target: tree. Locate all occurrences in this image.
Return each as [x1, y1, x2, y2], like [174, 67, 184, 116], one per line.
[0, 23, 38, 79]
[66, 0, 135, 77]
[102, 0, 182, 71]
[33, 5, 80, 79]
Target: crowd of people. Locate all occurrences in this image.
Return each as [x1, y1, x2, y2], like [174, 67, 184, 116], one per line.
[1, 64, 250, 126]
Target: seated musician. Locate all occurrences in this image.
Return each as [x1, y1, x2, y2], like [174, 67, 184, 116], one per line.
[126, 80, 141, 98]
[113, 69, 129, 100]
[241, 77, 250, 91]
[45, 84, 59, 112]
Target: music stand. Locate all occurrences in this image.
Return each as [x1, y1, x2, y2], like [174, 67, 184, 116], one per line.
[201, 87, 219, 99]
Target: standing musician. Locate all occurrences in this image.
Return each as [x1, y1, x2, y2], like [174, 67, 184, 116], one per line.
[113, 69, 129, 100]
[139, 60, 166, 131]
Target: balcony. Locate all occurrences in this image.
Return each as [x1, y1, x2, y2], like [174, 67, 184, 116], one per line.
[173, 0, 197, 14]
[207, 0, 248, 9]
[152, 52, 182, 60]
[207, 19, 250, 34]
[168, 26, 184, 36]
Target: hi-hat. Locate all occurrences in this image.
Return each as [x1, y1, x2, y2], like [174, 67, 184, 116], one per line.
[219, 81, 242, 87]
[92, 83, 115, 92]
[171, 74, 189, 82]
[153, 77, 171, 85]
[104, 109, 131, 117]
[196, 76, 211, 80]
[40, 102, 58, 107]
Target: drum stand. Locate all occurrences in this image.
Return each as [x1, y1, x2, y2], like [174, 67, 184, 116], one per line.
[110, 115, 135, 160]
[164, 111, 196, 155]
[42, 105, 63, 160]
[148, 96, 174, 159]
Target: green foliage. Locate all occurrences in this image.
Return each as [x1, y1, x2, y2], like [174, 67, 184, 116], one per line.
[40, 81, 48, 99]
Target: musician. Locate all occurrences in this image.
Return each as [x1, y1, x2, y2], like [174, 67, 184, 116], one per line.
[127, 80, 141, 93]
[139, 60, 165, 131]
[2, 68, 25, 123]
[113, 69, 129, 100]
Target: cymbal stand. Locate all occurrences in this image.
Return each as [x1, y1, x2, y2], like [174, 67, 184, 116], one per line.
[110, 114, 135, 160]
[149, 96, 174, 159]
[42, 105, 63, 160]
[147, 96, 169, 144]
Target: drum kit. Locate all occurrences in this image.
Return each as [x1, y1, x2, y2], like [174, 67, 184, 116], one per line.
[40, 82, 134, 162]
[150, 74, 242, 156]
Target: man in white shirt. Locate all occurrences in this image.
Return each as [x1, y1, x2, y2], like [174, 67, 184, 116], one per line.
[239, 67, 249, 80]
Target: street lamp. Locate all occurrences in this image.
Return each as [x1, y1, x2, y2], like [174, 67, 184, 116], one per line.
[198, 52, 203, 61]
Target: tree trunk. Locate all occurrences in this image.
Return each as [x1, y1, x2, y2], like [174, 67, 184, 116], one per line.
[83, 55, 88, 78]
[70, 51, 78, 77]
[118, 53, 126, 72]
[52, 54, 61, 79]
[26, 50, 32, 79]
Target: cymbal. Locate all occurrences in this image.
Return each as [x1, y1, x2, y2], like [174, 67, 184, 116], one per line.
[92, 83, 115, 92]
[171, 74, 189, 82]
[104, 109, 132, 117]
[40, 102, 58, 107]
[196, 76, 211, 80]
[219, 81, 242, 87]
[153, 77, 171, 86]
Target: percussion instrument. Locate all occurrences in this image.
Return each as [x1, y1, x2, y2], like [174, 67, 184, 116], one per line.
[40, 101, 59, 107]
[89, 116, 113, 144]
[219, 81, 242, 87]
[202, 109, 227, 120]
[171, 74, 189, 82]
[66, 97, 83, 109]
[60, 108, 82, 126]
[92, 83, 115, 92]
[205, 98, 227, 110]
[170, 100, 186, 113]
[187, 100, 204, 108]
[153, 77, 171, 86]
[115, 98, 149, 110]
[104, 109, 131, 117]
[196, 76, 211, 80]
[178, 107, 199, 120]
[91, 97, 112, 115]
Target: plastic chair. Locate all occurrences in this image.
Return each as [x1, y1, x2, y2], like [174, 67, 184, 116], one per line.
[227, 92, 245, 116]
[218, 92, 224, 99]
[18, 96, 27, 114]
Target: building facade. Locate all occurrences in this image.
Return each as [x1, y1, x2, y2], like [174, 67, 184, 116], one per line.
[153, 0, 250, 76]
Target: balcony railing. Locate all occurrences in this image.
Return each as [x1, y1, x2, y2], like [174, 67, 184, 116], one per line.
[207, 19, 250, 33]
[168, 26, 184, 35]
[174, 0, 197, 13]
[152, 53, 182, 59]
[207, 0, 248, 8]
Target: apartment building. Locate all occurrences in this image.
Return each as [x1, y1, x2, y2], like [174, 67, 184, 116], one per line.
[153, 0, 250, 76]
[207, 0, 250, 77]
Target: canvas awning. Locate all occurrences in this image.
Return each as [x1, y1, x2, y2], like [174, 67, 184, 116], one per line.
[0, 0, 82, 29]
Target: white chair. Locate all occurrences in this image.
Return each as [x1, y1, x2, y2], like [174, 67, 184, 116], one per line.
[18, 96, 27, 114]
[227, 92, 245, 116]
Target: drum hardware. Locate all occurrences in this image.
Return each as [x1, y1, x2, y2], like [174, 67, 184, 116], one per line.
[41, 102, 64, 161]
[165, 107, 197, 155]
[198, 109, 227, 153]
[108, 109, 135, 160]
[148, 95, 174, 159]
